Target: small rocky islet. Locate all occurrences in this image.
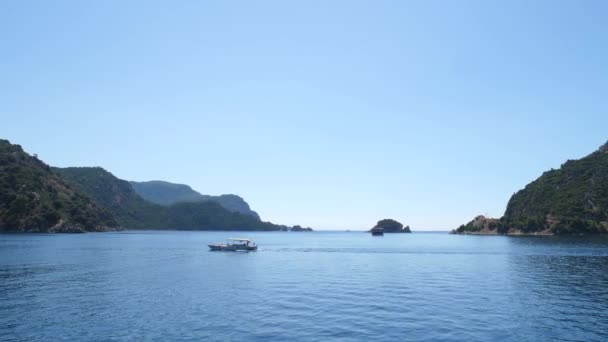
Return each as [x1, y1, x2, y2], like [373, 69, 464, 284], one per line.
[369, 219, 411, 234]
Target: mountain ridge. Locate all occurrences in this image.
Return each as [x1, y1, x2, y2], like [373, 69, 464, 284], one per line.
[454, 141, 608, 235]
[129, 180, 261, 220]
[55, 167, 280, 231]
[0, 137, 305, 232]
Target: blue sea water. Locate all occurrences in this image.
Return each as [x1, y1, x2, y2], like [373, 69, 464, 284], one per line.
[1, 231, 608, 342]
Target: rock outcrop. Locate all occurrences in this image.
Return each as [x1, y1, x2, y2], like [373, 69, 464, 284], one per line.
[370, 219, 411, 233]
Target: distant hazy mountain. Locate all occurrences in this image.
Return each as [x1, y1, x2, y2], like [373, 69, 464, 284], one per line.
[55, 167, 277, 231]
[455, 141, 608, 235]
[0, 140, 117, 232]
[130, 180, 261, 220]
[129, 181, 204, 205]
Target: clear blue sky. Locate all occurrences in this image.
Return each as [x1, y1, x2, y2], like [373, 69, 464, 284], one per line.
[2, 1, 607, 230]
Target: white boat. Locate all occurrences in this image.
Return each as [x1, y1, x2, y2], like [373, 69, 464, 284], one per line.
[208, 238, 258, 251]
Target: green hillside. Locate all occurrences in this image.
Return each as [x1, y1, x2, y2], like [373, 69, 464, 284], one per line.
[455, 141, 608, 235]
[0, 140, 117, 232]
[55, 167, 279, 231]
[54, 167, 167, 229]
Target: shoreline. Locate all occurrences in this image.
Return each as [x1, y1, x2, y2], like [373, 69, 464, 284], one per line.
[450, 231, 554, 236]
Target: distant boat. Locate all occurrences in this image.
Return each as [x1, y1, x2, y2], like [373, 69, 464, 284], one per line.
[371, 227, 384, 236]
[208, 238, 258, 251]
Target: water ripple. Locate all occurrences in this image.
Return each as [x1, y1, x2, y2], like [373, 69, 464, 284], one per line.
[1, 232, 608, 341]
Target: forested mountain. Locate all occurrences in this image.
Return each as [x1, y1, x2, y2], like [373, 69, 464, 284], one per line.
[54, 167, 279, 231]
[0, 138, 289, 232]
[0, 140, 117, 232]
[455, 141, 608, 235]
[54, 167, 167, 229]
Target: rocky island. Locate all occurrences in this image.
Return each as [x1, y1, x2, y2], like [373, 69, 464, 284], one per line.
[453, 141, 608, 235]
[289, 225, 314, 232]
[370, 219, 411, 233]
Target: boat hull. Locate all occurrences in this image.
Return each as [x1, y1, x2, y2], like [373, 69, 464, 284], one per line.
[208, 244, 257, 251]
